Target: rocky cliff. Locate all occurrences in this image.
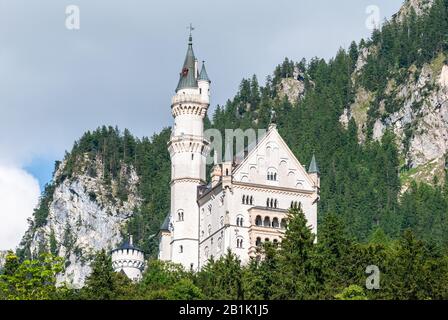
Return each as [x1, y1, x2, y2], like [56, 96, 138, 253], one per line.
[18, 127, 171, 288]
[19, 156, 141, 288]
[340, 0, 447, 191]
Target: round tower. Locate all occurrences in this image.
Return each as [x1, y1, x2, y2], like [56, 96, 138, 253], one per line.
[111, 235, 145, 282]
[168, 33, 211, 271]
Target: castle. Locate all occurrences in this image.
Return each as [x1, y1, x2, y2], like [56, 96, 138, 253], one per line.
[156, 33, 321, 271]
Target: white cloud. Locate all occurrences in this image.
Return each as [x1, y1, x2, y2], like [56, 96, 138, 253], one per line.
[0, 165, 40, 251]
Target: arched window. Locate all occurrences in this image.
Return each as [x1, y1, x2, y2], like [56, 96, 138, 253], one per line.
[270, 199, 274, 208]
[179, 245, 183, 253]
[226, 168, 229, 176]
[217, 237, 222, 252]
[250, 196, 253, 205]
[211, 237, 214, 245]
[236, 216, 243, 227]
[205, 246, 209, 258]
[265, 238, 270, 242]
[273, 239, 279, 246]
[208, 224, 212, 236]
[274, 199, 278, 209]
[267, 168, 277, 181]
[281, 219, 287, 229]
[272, 217, 279, 228]
[242, 195, 246, 204]
[178, 210, 184, 221]
[256, 237, 262, 247]
[266, 198, 270, 207]
[263, 216, 271, 227]
[255, 215, 262, 226]
[236, 237, 243, 248]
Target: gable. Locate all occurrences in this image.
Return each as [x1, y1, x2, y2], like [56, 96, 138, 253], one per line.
[233, 127, 314, 190]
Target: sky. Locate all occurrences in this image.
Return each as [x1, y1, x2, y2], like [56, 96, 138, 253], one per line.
[0, 0, 404, 250]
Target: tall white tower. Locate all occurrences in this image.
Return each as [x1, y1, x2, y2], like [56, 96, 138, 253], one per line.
[168, 32, 211, 271]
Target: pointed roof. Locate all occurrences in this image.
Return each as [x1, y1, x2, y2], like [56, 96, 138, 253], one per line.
[176, 35, 198, 92]
[112, 236, 143, 253]
[232, 126, 316, 189]
[308, 154, 320, 174]
[198, 61, 210, 82]
[160, 213, 170, 231]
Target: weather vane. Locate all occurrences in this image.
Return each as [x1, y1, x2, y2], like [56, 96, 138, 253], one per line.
[187, 23, 195, 36]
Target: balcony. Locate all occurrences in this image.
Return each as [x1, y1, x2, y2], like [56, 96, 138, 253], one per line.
[247, 206, 288, 257]
[171, 93, 208, 106]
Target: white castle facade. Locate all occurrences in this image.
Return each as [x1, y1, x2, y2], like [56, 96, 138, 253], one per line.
[158, 34, 320, 271]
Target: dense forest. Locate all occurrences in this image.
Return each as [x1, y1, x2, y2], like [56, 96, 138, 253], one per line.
[3, 207, 448, 300]
[6, 0, 448, 300]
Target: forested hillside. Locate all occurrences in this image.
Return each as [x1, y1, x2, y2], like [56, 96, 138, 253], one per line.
[15, 0, 448, 289]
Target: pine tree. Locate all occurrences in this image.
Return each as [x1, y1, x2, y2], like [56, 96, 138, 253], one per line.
[83, 250, 116, 300]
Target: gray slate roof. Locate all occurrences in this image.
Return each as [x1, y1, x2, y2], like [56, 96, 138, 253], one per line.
[176, 36, 198, 92]
[308, 154, 320, 174]
[160, 213, 170, 231]
[198, 62, 210, 82]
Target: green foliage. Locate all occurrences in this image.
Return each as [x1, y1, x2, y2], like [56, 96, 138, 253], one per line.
[196, 250, 245, 300]
[167, 279, 204, 300]
[0, 253, 64, 300]
[82, 249, 118, 300]
[335, 285, 368, 300]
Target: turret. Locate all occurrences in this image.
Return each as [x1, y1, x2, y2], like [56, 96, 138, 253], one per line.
[308, 154, 321, 190]
[222, 140, 233, 189]
[111, 235, 145, 282]
[211, 151, 222, 188]
[158, 214, 172, 261]
[198, 61, 211, 103]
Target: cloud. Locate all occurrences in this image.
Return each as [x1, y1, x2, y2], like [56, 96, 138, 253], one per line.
[0, 165, 40, 250]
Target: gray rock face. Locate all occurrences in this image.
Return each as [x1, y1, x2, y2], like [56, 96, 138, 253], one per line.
[21, 158, 142, 288]
[394, 0, 435, 23]
[341, 55, 448, 188]
[276, 67, 306, 104]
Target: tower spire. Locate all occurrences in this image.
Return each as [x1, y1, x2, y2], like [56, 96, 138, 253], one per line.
[308, 154, 320, 174]
[176, 24, 198, 92]
[199, 61, 211, 82]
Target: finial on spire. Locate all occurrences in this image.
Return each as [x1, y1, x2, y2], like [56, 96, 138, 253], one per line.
[269, 109, 277, 130]
[187, 23, 195, 43]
